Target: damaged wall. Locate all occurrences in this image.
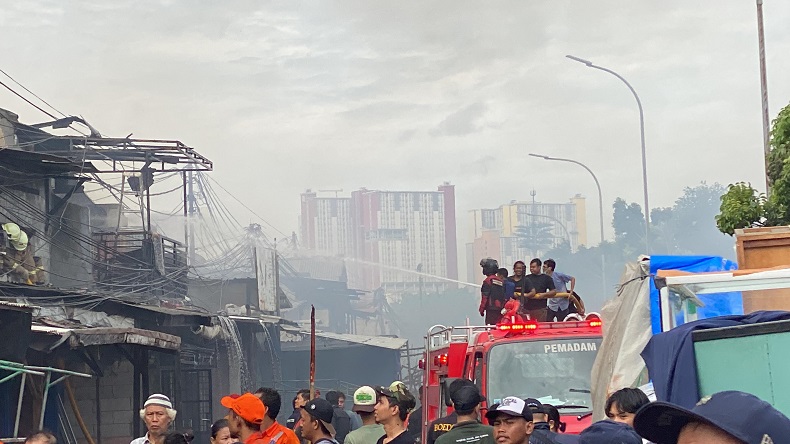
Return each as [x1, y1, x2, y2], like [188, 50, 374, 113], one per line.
[49, 203, 93, 289]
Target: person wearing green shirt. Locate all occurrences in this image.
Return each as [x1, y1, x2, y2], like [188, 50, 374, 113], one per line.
[345, 386, 384, 444]
[434, 385, 494, 444]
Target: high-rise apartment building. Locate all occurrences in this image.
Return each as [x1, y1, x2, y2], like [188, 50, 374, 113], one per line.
[300, 190, 353, 255]
[466, 195, 587, 282]
[299, 184, 458, 292]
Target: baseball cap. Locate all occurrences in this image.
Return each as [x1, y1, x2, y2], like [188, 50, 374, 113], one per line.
[633, 390, 790, 444]
[375, 381, 410, 402]
[304, 398, 336, 437]
[579, 420, 642, 444]
[524, 398, 545, 415]
[450, 385, 485, 412]
[374, 381, 417, 414]
[352, 386, 377, 413]
[485, 396, 531, 422]
[221, 393, 266, 424]
[144, 394, 173, 409]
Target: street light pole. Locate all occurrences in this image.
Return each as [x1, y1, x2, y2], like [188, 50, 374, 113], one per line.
[567, 55, 650, 253]
[756, 0, 771, 195]
[530, 153, 607, 297]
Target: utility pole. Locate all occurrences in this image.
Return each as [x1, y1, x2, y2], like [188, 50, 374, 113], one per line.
[187, 170, 196, 266]
[756, 0, 771, 194]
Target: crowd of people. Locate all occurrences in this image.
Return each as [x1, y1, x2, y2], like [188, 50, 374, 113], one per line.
[13, 379, 790, 444]
[478, 258, 583, 324]
[427, 380, 790, 444]
[119, 381, 419, 444]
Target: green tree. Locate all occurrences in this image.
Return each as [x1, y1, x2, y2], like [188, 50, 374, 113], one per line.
[717, 102, 790, 234]
[515, 221, 555, 257]
[612, 198, 645, 256]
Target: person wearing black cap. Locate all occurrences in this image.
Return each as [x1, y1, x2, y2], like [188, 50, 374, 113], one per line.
[523, 399, 562, 444]
[484, 397, 534, 444]
[374, 382, 417, 444]
[434, 385, 493, 444]
[426, 379, 476, 444]
[633, 390, 790, 444]
[299, 398, 338, 444]
[578, 421, 641, 444]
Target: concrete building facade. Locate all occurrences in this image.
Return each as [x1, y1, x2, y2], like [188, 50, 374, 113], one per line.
[300, 190, 353, 256]
[299, 184, 458, 293]
[467, 195, 587, 282]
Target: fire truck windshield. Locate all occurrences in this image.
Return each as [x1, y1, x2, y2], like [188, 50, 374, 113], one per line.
[486, 337, 602, 413]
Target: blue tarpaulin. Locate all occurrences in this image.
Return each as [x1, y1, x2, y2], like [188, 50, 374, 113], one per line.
[649, 255, 742, 334]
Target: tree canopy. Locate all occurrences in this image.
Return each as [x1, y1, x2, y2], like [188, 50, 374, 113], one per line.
[716, 102, 790, 235]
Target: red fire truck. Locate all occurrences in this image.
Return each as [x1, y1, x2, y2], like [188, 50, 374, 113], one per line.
[420, 316, 603, 439]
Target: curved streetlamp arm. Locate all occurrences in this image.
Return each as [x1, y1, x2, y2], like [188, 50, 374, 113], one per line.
[529, 152, 608, 296]
[528, 154, 603, 246]
[565, 55, 650, 253]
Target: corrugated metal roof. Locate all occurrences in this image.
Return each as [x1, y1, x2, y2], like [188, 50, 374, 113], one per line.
[281, 325, 407, 350]
[316, 331, 408, 350]
[228, 314, 299, 327]
[0, 300, 36, 312]
[30, 324, 180, 351]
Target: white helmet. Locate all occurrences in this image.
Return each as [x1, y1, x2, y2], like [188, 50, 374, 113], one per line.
[11, 231, 28, 251]
[2, 223, 21, 242]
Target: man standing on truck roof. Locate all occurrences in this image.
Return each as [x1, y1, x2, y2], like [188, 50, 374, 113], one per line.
[479, 258, 508, 325]
[542, 259, 574, 322]
[426, 380, 476, 444]
[523, 259, 556, 322]
[434, 385, 493, 444]
[509, 261, 535, 316]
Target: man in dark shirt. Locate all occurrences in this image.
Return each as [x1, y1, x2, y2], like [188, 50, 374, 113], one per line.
[407, 387, 424, 443]
[300, 398, 337, 444]
[287, 389, 311, 430]
[509, 261, 535, 315]
[326, 390, 352, 443]
[524, 398, 563, 444]
[523, 258, 556, 322]
[434, 385, 493, 444]
[426, 379, 476, 444]
[374, 382, 417, 444]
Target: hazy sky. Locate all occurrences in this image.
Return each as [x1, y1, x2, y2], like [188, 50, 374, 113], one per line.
[2, 1, 789, 251]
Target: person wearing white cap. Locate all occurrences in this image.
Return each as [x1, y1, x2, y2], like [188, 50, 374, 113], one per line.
[344, 386, 384, 444]
[484, 397, 534, 444]
[131, 394, 177, 444]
